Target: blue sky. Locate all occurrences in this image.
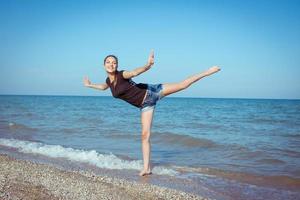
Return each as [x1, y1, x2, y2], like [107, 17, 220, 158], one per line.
[0, 0, 299, 99]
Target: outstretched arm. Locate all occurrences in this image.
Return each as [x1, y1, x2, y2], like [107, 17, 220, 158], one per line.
[83, 76, 109, 90]
[123, 50, 154, 79]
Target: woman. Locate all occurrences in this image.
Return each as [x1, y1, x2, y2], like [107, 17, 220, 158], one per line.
[83, 50, 221, 176]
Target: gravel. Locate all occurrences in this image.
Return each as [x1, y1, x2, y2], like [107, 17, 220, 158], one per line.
[0, 154, 210, 200]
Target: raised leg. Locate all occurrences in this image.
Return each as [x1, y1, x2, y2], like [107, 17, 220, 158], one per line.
[162, 66, 220, 97]
[139, 108, 155, 176]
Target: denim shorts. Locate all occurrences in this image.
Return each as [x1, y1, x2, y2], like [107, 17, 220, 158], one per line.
[140, 84, 164, 112]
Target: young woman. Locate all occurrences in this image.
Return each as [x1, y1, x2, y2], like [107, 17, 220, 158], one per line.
[83, 50, 221, 176]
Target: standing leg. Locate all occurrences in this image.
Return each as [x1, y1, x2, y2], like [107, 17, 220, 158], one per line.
[139, 108, 155, 176]
[162, 66, 220, 97]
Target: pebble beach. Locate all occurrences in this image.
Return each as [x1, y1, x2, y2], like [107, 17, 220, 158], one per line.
[0, 154, 208, 200]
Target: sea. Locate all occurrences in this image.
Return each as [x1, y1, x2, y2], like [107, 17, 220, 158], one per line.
[0, 95, 299, 200]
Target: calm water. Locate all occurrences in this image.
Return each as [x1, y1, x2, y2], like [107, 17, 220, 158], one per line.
[0, 95, 299, 200]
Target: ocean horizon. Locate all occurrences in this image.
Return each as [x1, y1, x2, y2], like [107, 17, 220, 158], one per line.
[1, 94, 300, 100]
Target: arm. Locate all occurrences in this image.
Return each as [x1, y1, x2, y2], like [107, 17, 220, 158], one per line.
[83, 76, 109, 90]
[123, 50, 154, 79]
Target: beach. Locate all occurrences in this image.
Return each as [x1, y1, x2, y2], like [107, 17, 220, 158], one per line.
[0, 154, 207, 200]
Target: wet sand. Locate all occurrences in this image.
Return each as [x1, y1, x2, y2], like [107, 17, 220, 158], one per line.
[0, 154, 209, 200]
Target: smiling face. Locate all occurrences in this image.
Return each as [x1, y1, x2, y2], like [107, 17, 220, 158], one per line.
[104, 56, 118, 74]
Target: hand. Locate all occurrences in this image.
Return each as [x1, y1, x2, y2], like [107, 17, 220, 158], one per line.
[147, 50, 154, 67]
[205, 66, 221, 76]
[83, 76, 91, 87]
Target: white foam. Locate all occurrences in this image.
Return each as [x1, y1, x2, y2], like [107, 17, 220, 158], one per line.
[0, 138, 178, 176]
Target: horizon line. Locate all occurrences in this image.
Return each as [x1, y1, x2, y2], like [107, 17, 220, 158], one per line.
[0, 94, 299, 101]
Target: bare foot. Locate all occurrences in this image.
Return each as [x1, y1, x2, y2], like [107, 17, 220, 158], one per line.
[139, 169, 152, 176]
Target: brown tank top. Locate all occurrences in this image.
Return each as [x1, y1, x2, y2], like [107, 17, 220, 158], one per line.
[106, 70, 147, 108]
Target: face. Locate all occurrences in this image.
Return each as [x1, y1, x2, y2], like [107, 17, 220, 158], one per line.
[104, 57, 117, 73]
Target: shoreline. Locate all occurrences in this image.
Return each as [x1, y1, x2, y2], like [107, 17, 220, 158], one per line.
[0, 154, 208, 200]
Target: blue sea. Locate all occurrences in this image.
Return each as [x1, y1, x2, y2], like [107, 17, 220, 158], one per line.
[0, 95, 299, 200]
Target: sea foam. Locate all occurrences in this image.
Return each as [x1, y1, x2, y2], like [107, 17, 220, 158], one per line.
[0, 138, 178, 176]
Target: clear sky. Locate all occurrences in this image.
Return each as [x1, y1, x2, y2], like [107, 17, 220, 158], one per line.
[1, 0, 299, 99]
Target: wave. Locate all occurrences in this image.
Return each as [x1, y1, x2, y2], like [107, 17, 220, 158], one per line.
[0, 138, 178, 176]
[104, 131, 217, 148]
[174, 166, 300, 190]
[152, 132, 217, 148]
[284, 133, 300, 139]
[8, 122, 37, 132]
[256, 158, 286, 165]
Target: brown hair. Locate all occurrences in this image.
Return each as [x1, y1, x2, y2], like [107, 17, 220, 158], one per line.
[104, 55, 118, 66]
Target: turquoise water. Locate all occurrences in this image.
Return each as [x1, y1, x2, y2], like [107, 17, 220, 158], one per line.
[0, 95, 299, 199]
